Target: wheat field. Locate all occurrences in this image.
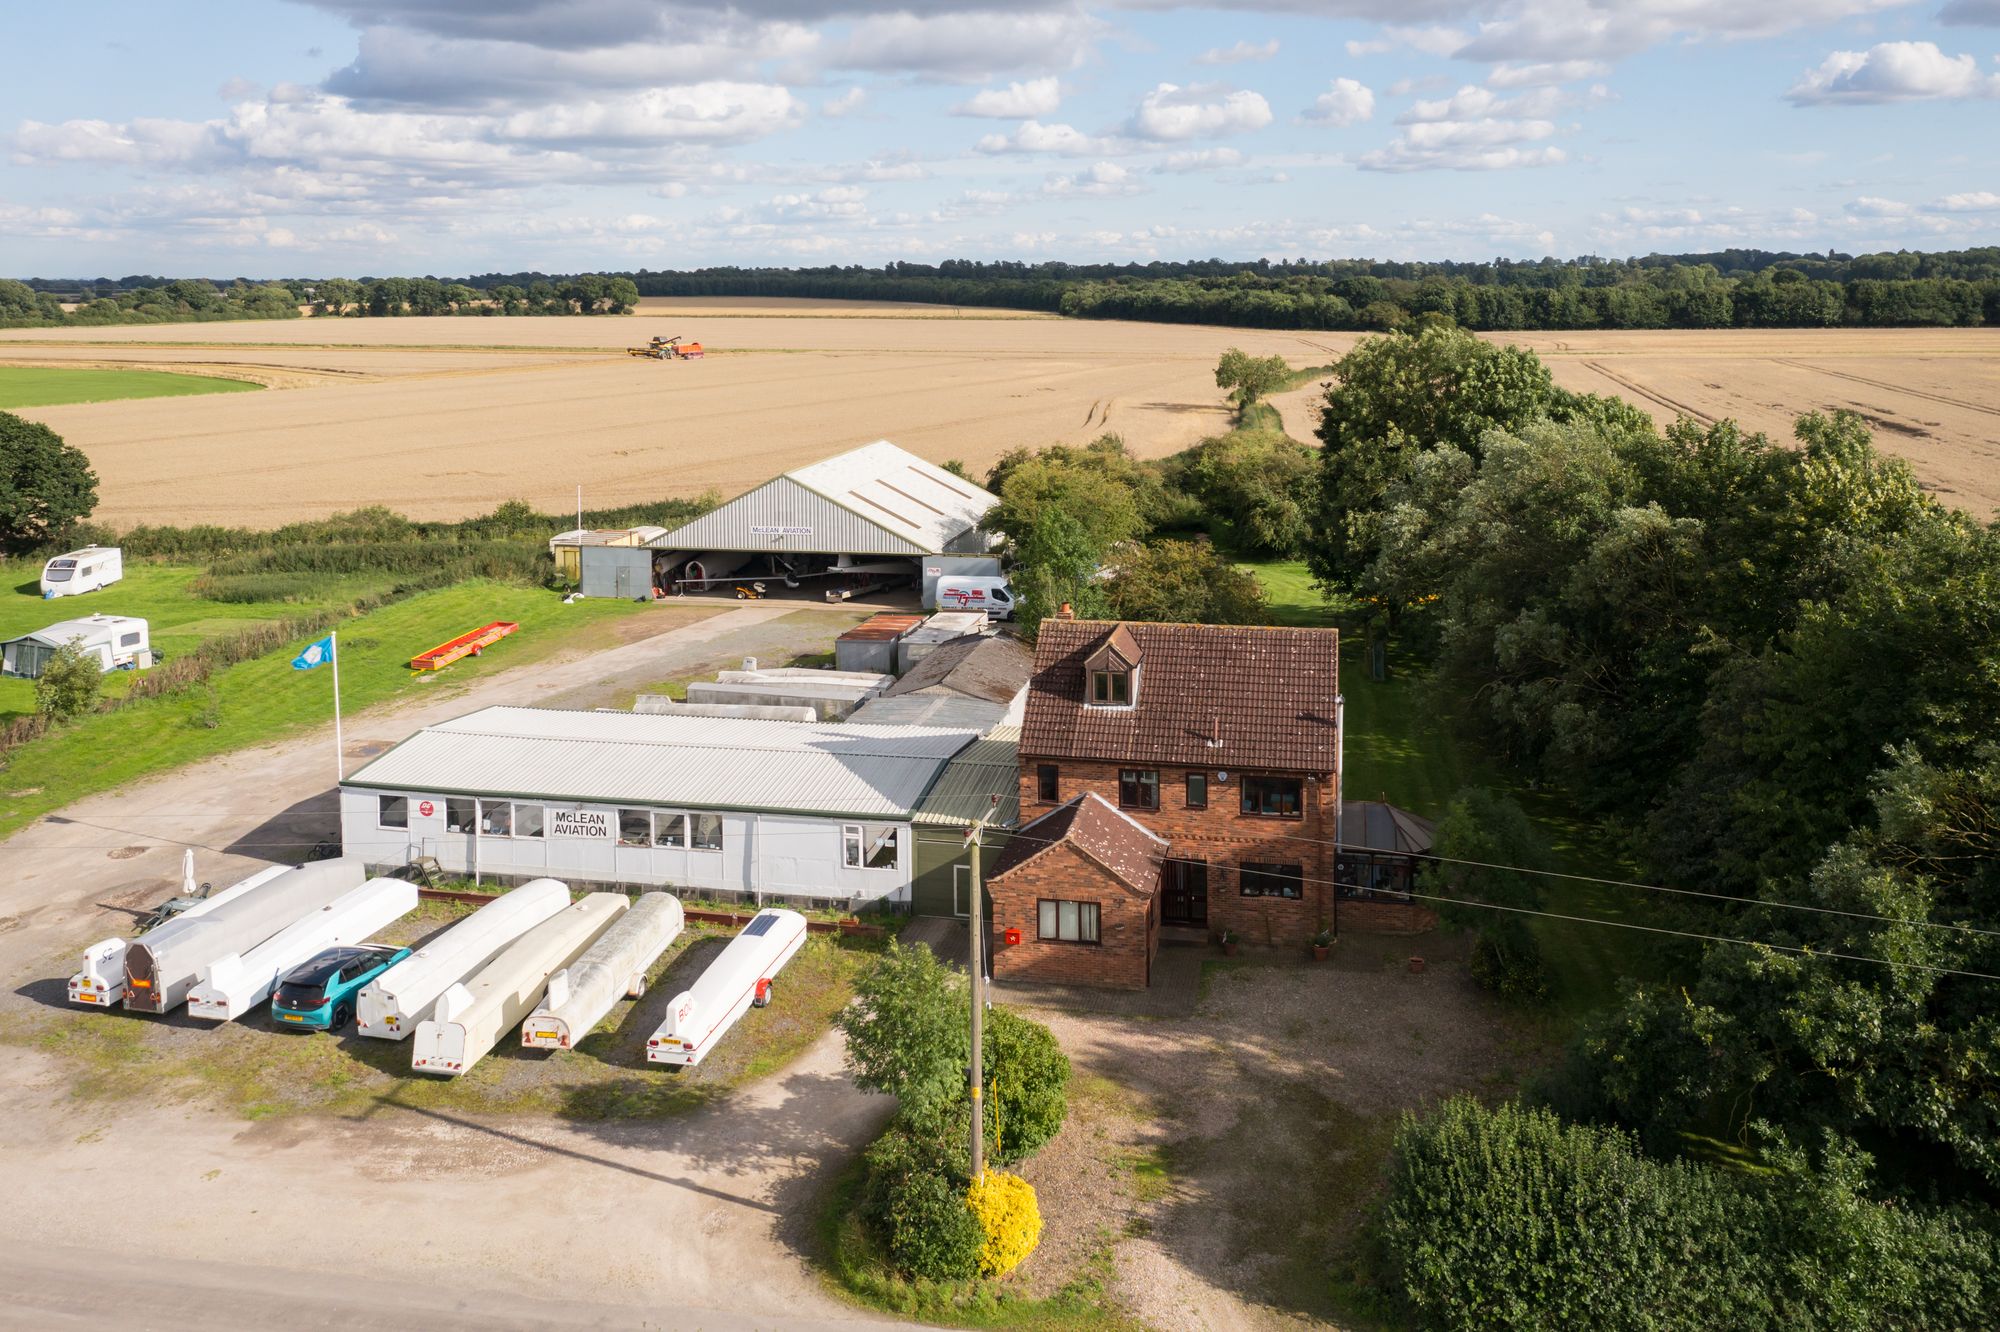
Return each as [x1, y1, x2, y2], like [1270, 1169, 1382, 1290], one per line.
[0, 302, 1992, 526]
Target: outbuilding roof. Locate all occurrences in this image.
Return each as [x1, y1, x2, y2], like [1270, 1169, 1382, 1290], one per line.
[912, 724, 1022, 828]
[884, 634, 1033, 705]
[989, 792, 1165, 895]
[2, 613, 147, 649]
[342, 705, 978, 820]
[652, 441, 999, 557]
[1020, 620, 1340, 773]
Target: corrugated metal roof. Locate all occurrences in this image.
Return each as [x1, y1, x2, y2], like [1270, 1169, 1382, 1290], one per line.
[840, 613, 924, 642]
[343, 706, 979, 820]
[652, 441, 998, 557]
[4, 614, 147, 648]
[913, 725, 1022, 828]
[850, 694, 1011, 731]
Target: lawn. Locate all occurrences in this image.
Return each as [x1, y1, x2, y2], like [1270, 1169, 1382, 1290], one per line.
[0, 578, 644, 839]
[0, 560, 390, 719]
[1244, 557, 1670, 1018]
[0, 365, 262, 408]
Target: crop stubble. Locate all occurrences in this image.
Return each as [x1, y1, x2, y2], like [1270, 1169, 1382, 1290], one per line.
[0, 306, 1993, 525]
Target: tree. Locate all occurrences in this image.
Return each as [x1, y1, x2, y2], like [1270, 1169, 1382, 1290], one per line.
[0, 413, 98, 553]
[1176, 428, 1315, 557]
[1102, 538, 1266, 625]
[1213, 347, 1291, 407]
[986, 436, 1155, 551]
[1012, 508, 1110, 641]
[35, 641, 101, 721]
[837, 940, 969, 1117]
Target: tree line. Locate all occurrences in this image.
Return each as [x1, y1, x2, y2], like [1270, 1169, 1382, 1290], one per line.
[1306, 326, 2000, 1328]
[0, 274, 640, 328]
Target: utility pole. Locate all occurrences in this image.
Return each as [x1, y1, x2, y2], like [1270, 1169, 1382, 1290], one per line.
[1332, 690, 1344, 938]
[966, 793, 998, 1179]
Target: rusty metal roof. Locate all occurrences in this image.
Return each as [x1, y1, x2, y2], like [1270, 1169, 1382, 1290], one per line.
[1021, 619, 1340, 773]
[839, 613, 924, 642]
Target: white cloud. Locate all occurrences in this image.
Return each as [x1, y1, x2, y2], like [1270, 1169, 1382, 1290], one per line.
[830, 10, 1104, 78]
[1197, 39, 1279, 65]
[1129, 83, 1273, 141]
[952, 77, 1061, 118]
[762, 184, 868, 221]
[1930, 190, 2000, 211]
[1488, 60, 1611, 88]
[1401, 84, 1575, 122]
[822, 86, 866, 117]
[1302, 78, 1375, 127]
[1361, 116, 1565, 172]
[1345, 38, 1391, 57]
[500, 84, 804, 143]
[1788, 41, 2000, 104]
[1384, 24, 1470, 57]
[974, 119, 1117, 156]
[1155, 147, 1244, 173]
[1460, 0, 1913, 64]
[1846, 195, 1911, 217]
[1041, 161, 1142, 197]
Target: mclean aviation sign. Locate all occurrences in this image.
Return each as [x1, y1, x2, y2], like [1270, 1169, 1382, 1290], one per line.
[549, 809, 612, 840]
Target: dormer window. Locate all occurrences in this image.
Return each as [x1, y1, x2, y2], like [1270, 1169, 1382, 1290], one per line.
[1083, 624, 1142, 709]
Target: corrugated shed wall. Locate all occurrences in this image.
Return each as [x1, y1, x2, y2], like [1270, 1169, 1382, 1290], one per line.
[653, 476, 931, 557]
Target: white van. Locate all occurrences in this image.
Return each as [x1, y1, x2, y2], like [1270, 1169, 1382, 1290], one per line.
[934, 577, 1015, 620]
[41, 546, 123, 598]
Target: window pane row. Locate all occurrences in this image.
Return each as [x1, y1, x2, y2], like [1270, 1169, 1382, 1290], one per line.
[842, 824, 902, 869]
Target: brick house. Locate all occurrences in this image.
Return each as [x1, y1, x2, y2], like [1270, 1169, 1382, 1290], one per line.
[986, 792, 1167, 989]
[993, 618, 1342, 987]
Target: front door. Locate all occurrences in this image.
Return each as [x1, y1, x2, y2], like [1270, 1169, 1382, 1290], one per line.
[1161, 857, 1207, 927]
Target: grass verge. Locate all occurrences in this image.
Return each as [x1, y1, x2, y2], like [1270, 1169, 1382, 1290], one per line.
[0, 365, 262, 408]
[0, 578, 643, 839]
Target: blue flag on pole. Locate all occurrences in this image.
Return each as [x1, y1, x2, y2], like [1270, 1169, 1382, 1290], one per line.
[291, 635, 335, 671]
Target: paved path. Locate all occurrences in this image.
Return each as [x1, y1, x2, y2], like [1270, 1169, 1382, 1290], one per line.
[0, 601, 904, 1331]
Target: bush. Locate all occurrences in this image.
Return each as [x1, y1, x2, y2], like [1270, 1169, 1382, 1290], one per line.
[967, 1170, 1042, 1277]
[859, 1116, 982, 1282]
[983, 1007, 1070, 1162]
[35, 642, 102, 721]
[1467, 920, 1548, 1002]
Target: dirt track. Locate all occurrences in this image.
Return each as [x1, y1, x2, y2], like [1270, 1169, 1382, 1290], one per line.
[0, 306, 1993, 524]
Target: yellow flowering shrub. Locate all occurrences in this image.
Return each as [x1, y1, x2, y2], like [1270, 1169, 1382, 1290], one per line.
[966, 1169, 1042, 1277]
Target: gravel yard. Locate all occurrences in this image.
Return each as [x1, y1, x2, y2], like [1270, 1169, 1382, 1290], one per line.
[993, 931, 1547, 1329]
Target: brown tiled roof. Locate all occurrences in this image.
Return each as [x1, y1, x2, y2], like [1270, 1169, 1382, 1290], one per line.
[990, 792, 1166, 896]
[883, 634, 1034, 703]
[840, 613, 923, 642]
[1020, 620, 1339, 773]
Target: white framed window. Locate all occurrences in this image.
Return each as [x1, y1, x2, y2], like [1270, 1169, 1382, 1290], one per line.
[378, 795, 408, 830]
[657, 813, 688, 848]
[691, 813, 723, 851]
[843, 823, 900, 870]
[618, 808, 653, 847]
[480, 801, 512, 837]
[515, 804, 545, 838]
[1037, 898, 1101, 944]
[444, 798, 476, 834]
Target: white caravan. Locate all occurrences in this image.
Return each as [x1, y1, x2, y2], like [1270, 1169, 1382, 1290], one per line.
[412, 892, 627, 1077]
[121, 858, 368, 1013]
[647, 908, 808, 1068]
[187, 878, 418, 1022]
[40, 546, 123, 598]
[356, 878, 571, 1039]
[1, 614, 150, 679]
[68, 858, 291, 1008]
[523, 893, 684, 1051]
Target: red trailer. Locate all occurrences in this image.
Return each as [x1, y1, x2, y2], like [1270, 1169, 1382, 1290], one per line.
[410, 621, 519, 672]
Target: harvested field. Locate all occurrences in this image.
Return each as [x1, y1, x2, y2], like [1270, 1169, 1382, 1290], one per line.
[0, 310, 1994, 524]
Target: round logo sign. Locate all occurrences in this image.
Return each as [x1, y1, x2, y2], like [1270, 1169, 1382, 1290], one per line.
[418, 800, 435, 817]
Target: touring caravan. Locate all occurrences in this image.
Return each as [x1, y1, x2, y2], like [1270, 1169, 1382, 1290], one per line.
[40, 546, 122, 597]
[0, 614, 150, 679]
[647, 909, 807, 1067]
[356, 878, 571, 1039]
[523, 893, 684, 1051]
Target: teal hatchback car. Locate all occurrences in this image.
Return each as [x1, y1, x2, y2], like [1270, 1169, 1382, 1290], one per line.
[271, 943, 411, 1032]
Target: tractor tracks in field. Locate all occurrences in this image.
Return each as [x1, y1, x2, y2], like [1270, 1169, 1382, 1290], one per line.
[1580, 360, 1717, 424]
[1772, 358, 2000, 420]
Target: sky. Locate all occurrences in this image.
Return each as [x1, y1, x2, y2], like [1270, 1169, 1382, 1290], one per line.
[2, 0, 1998, 276]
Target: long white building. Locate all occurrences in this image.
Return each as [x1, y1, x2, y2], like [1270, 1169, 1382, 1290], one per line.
[337, 706, 979, 909]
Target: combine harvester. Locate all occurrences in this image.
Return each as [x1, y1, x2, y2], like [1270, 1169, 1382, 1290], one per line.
[68, 854, 293, 1008]
[626, 335, 703, 361]
[647, 908, 807, 1068]
[523, 893, 684, 1052]
[412, 892, 627, 1077]
[410, 621, 518, 672]
[187, 877, 418, 1022]
[356, 878, 571, 1039]
[120, 858, 369, 1014]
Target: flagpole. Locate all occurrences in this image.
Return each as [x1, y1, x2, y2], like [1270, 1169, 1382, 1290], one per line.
[330, 631, 344, 784]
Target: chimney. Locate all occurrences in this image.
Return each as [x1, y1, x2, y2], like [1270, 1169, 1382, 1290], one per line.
[1055, 602, 1075, 621]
